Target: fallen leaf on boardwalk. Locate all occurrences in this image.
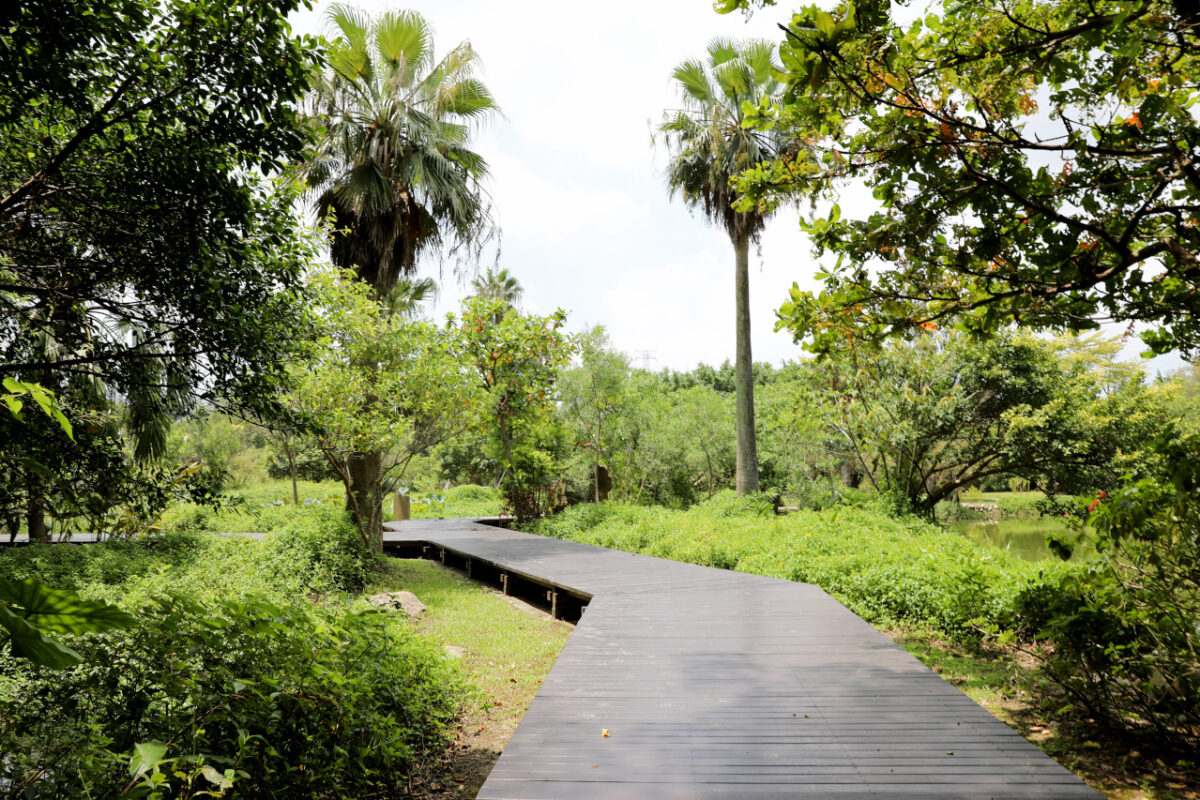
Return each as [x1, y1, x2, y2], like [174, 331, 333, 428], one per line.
[592, 764, 598, 768]
[601, 729, 610, 737]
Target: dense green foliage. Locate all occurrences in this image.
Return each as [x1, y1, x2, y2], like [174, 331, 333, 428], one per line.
[1036, 428, 1200, 743]
[0, 510, 462, 798]
[0, 0, 320, 541]
[530, 332, 1162, 514]
[524, 493, 1077, 636]
[728, 0, 1200, 357]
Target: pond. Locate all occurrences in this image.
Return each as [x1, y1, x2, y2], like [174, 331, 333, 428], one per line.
[946, 517, 1088, 562]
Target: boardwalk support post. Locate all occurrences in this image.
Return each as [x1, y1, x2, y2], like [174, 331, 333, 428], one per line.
[501, 573, 509, 595]
[546, 589, 558, 619]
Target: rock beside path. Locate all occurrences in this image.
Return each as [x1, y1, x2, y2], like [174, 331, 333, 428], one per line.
[367, 590, 426, 618]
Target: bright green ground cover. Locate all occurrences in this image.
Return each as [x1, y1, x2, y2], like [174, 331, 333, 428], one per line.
[523, 492, 1080, 637]
[410, 484, 505, 519]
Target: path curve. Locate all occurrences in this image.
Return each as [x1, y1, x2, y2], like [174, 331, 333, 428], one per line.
[384, 518, 1099, 799]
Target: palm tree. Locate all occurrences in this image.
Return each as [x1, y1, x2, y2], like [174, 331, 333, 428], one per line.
[303, 5, 498, 547]
[381, 276, 438, 319]
[658, 38, 784, 495]
[304, 5, 499, 297]
[470, 266, 523, 323]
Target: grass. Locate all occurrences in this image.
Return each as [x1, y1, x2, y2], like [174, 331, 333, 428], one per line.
[409, 485, 505, 520]
[369, 557, 573, 797]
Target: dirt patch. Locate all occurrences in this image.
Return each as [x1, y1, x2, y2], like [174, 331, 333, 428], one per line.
[397, 685, 539, 798]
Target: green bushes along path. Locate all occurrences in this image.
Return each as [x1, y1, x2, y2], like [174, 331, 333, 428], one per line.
[523, 492, 1078, 638]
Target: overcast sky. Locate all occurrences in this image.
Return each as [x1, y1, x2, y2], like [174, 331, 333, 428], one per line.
[288, 0, 1183, 376]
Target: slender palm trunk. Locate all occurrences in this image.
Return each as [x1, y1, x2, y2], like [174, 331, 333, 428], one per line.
[733, 230, 759, 494]
[283, 437, 299, 505]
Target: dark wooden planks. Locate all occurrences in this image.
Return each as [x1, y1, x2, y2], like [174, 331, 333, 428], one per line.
[392, 519, 1102, 798]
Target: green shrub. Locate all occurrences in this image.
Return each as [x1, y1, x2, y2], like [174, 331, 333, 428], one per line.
[446, 484, 496, 502]
[523, 501, 1077, 638]
[1026, 431, 1200, 745]
[693, 489, 776, 518]
[254, 505, 372, 594]
[0, 594, 461, 799]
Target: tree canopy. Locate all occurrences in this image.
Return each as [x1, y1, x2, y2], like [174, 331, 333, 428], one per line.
[723, 0, 1200, 356]
[798, 331, 1162, 516]
[0, 0, 321, 539]
[0, 0, 319, 407]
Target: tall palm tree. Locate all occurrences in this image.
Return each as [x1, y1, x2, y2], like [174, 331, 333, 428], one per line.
[303, 5, 499, 548]
[658, 38, 784, 495]
[304, 5, 499, 297]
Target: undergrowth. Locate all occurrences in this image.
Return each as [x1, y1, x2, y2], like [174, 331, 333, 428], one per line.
[523, 491, 1079, 638]
[0, 505, 464, 799]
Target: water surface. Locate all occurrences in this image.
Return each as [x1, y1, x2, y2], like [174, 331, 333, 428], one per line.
[947, 518, 1087, 561]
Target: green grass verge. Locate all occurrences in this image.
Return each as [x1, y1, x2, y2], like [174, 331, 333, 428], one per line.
[371, 558, 572, 734]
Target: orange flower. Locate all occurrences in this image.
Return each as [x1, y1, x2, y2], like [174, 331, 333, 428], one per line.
[1124, 112, 1142, 130]
[919, 320, 937, 332]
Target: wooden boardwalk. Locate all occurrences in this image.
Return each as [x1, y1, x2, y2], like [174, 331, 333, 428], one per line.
[383, 518, 1101, 799]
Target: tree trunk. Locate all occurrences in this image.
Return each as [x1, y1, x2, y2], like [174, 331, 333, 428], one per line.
[27, 493, 47, 544]
[346, 450, 383, 551]
[839, 459, 861, 488]
[283, 437, 299, 505]
[733, 230, 759, 494]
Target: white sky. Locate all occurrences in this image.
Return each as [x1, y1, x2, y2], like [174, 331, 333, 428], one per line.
[288, 0, 1184, 376]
